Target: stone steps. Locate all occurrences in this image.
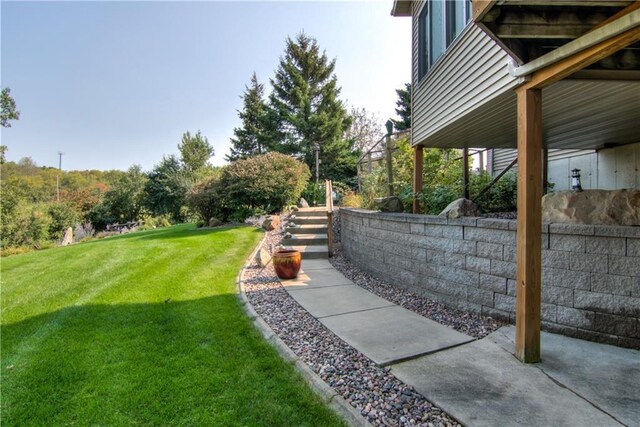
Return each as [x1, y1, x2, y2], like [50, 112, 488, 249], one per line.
[295, 208, 327, 217]
[283, 233, 328, 246]
[286, 207, 330, 259]
[289, 245, 329, 259]
[287, 224, 328, 235]
[292, 216, 327, 225]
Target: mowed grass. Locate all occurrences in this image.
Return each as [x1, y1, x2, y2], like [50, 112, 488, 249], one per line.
[1, 224, 343, 426]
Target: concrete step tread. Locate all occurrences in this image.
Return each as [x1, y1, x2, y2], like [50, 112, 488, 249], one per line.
[289, 245, 329, 253]
[286, 233, 328, 239]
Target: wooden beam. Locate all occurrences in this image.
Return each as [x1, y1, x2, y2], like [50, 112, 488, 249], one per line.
[473, 0, 497, 22]
[589, 0, 640, 32]
[413, 146, 424, 214]
[522, 22, 640, 90]
[515, 87, 542, 364]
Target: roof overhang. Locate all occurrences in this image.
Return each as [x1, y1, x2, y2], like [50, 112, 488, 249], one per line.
[391, 0, 412, 17]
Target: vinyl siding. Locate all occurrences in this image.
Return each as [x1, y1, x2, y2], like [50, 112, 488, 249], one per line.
[411, 0, 522, 147]
[491, 143, 640, 190]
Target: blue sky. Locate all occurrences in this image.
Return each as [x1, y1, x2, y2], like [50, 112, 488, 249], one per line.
[1, 1, 411, 171]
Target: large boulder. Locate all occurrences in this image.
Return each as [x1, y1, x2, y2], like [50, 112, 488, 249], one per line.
[374, 196, 404, 213]
[61, 227, 73, 246]
[209, 217, 223, 227]
[298, 198, 310, 208]
[261, 215, 281, 231]
[542, 189, 640, 226]
[254, 248, 271, 267]
[439, 198, 479, 219]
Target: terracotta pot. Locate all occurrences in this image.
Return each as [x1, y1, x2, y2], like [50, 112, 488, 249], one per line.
[273, 249, 301, 280]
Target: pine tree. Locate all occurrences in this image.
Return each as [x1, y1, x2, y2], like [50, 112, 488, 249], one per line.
[269, 33, 356, 182]
[391, 83, 411, 131]
[226, 73, 274, 161]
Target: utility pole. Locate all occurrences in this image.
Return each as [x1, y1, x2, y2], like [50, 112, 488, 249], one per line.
[56, 151, 65, 202]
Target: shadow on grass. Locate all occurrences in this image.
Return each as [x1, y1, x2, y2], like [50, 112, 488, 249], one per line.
[1, 293, 339, 426]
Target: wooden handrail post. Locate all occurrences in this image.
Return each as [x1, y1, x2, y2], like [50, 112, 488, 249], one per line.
[326, 180, 334, 257]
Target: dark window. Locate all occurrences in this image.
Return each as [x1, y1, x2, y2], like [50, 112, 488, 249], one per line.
[418, 5, 429, 80]
[418, 0, 471, 81]
[429, 0, 445, 67]
[448, 0, 468, 44]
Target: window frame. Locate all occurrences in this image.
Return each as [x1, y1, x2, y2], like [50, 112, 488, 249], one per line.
[418, 0, 472, 83]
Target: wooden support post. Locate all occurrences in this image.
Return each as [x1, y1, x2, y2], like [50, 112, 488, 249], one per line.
[542, 148, 549, 194]
[515, 87, 542, 363]
[462, 148, 470, 200]
[413, 146, 424, 214]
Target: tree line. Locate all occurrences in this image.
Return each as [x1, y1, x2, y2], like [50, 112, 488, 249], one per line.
[1, 32, 412, 253]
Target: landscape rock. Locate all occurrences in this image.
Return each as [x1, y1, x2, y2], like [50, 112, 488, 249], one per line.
[439, 198, 479, 219]
[261, 215, 281, 231]
[209, 217, 223, 227]
[61, 227, 73, 246]
[283, 232, 293, 240]
[298, 198, 310, 208]
[254, 248, 271, 267]
[374, 196, 403, 213]
[542, 189, 640, 226]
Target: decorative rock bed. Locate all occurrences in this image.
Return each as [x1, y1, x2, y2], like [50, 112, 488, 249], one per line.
[241, 213, 503, 426]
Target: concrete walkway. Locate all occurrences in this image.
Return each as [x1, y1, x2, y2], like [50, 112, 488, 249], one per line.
[280, 260, 640, 427]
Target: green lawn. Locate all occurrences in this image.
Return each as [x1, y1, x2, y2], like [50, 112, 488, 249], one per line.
[1, 224, 343, 426]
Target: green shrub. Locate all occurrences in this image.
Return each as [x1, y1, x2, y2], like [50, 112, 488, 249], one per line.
[185, 173, 230, 222]
[473, 171, 518, 213]
[48, 202, 80, 240]
[220, 152, 310, 220]
[1, 203, 52, 249]
[301, 182, 324, 207]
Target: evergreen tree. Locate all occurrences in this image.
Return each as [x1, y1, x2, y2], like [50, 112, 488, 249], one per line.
[391, 83, 411, 131]
[178, 130, 214, 174]
[226, 73, 274, 161]
[269, 33, 355, 182]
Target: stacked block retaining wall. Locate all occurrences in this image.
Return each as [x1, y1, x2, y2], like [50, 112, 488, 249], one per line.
[340, 208, 640, 349]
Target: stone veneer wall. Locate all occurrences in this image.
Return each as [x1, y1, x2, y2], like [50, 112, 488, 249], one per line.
[340, 208, 640, 349]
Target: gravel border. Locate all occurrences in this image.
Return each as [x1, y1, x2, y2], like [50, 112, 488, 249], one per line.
[240, 216, 462, 427]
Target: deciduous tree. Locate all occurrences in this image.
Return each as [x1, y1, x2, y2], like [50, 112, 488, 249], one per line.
[178, 131, 214, 175]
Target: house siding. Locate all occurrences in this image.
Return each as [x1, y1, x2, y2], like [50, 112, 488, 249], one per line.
[411, 0, 522, 147]
[492, 143, 640, 190]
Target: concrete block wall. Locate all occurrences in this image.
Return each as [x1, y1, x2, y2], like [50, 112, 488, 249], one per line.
[340, 209, 640, 349]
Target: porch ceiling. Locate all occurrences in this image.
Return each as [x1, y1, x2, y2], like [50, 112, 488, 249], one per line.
[415, 78, 640, 150]
[474, 1, 640, 69]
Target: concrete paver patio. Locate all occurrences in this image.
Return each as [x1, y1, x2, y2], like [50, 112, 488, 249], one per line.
[279, 259, 640, 426]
